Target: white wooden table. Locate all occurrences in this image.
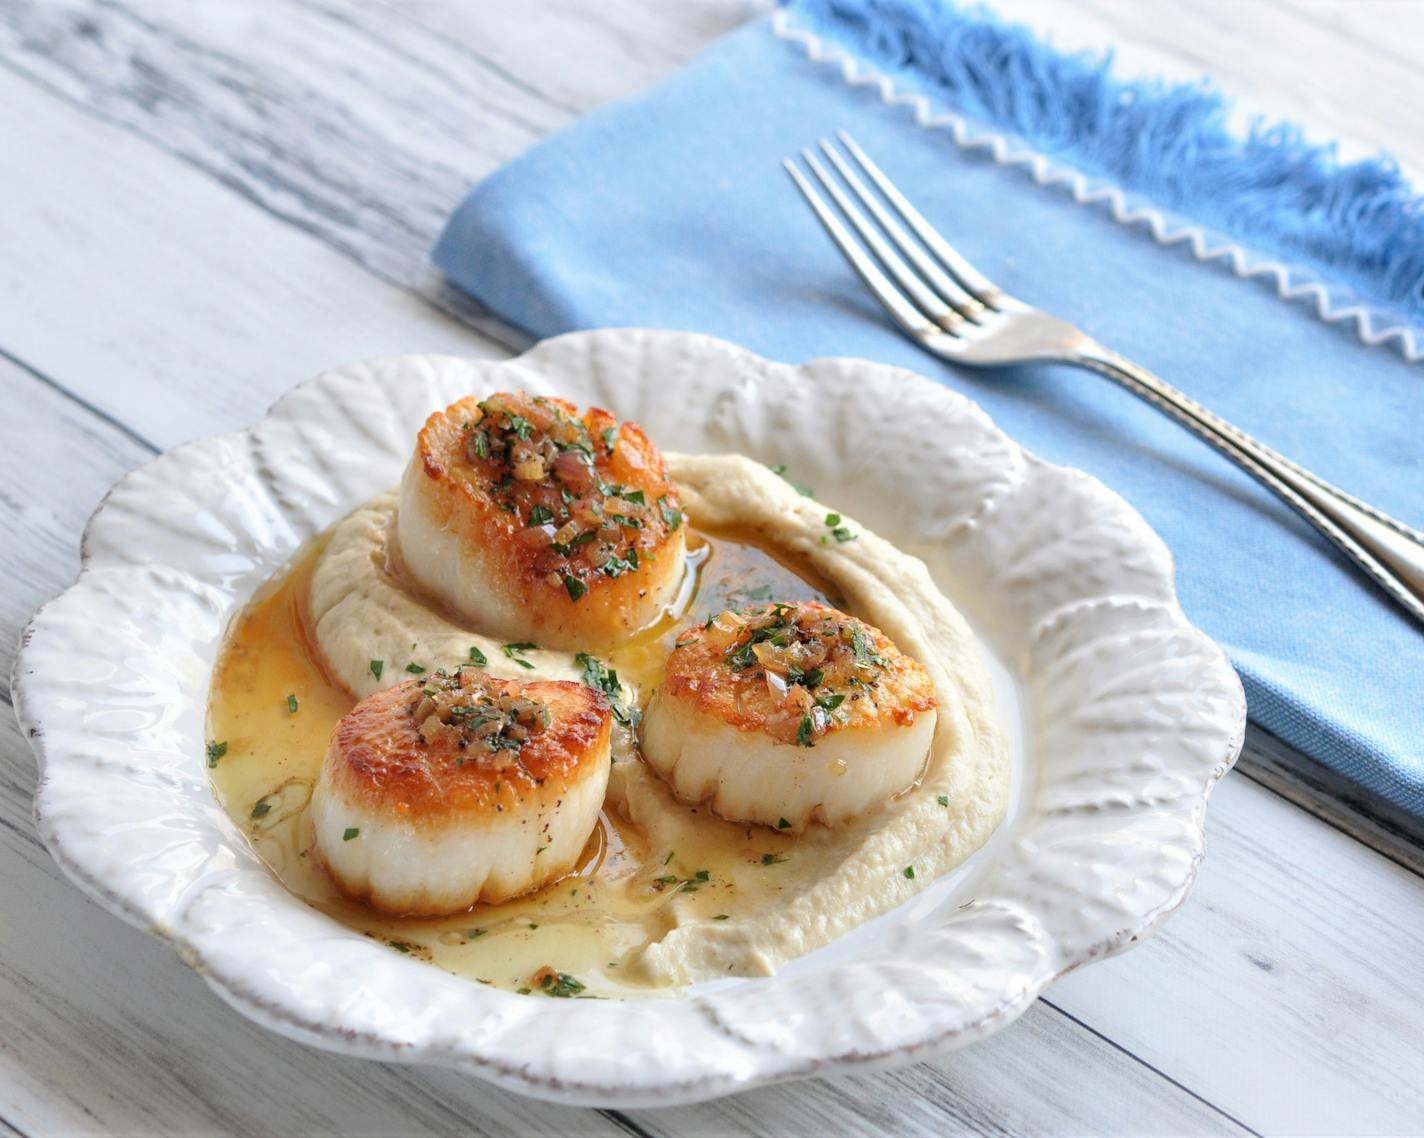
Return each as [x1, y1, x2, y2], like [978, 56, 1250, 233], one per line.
[4, 2, 1423, 1134]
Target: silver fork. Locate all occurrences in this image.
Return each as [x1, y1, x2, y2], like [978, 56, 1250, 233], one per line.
[785, 131, 1424, 629]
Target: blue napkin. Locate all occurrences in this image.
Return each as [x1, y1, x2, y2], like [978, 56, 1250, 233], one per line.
[433, 0, 1424, 815]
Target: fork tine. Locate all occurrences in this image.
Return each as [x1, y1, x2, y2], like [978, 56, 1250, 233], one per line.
[782, 158, 942, 341]
[837, 130, 1003, 307]
[816, 137, 986, 320]
[799, 148, 962, 333]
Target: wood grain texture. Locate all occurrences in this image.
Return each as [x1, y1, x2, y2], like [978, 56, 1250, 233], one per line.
[2, 0, 1423, 1135]
[0, 62, 496, 448]
[1052, 768, 1424, 1137]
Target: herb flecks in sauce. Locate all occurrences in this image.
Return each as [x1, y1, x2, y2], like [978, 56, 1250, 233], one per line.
[574, 651, 638, 727]
[206, 527, 907, 999]
[533, 966, 587, 998]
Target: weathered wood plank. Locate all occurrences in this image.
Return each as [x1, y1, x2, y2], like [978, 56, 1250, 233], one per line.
[1237, 725, 1424, 878]
[623, 1001, 1247, 1137]
[0, 0, 558, 287]
[1051, 767, 1424, 1137]
[0, 61, 500, 449]
[395, 0, 774, 113]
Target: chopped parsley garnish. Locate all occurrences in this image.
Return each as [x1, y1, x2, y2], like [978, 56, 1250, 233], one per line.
[405, 662, 426, 674]
[250, 800, 271, 819]
[470, 428, 490, 459]
[342, 827, 360, 841]
[574, 651, 638, 726]
[815, 692, 846, 712]
[823, 511, 856, 542]
[761, 852, 787, 866]
[285, 694, 299, 714]
[600, 547, 640, 578]
[713, 913, 730, 920]
[694, 869, 711, 881]
[539, 972, 587, 998]
[777, 817, 791, 830]
[564, 575, 588, 602]
[904, 865, 916, 879]
[551, 530, 598, 556]
[506, 414, 535, 439]
[655, 874, 678, 886]
[411, 669, 549, 755]
[657, 494, 683, 531]
[849, 625, 886, 669]
[602, 427, 618, 452]
[528, 504, 554, 526]
[618, 488, 645, 505]
[502, 642, 538, 668]
[938, 794, 950, 807]
[388, 940, 417, 954]
[468, 646, 488, 667]
[369, 659, 384, 681]
[517, 988, 532, 995]
[577, 652, 620, 698]
[205, 740, 228, 768]
[786, 665, 824, 688]
[767, 461, 814, 496]
[796, 714, 815, 747]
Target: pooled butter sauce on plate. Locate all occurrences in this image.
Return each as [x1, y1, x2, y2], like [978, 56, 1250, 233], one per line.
[208, 526, 833, 998]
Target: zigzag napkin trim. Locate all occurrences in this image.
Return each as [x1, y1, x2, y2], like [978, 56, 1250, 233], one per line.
[773, 8, 1424, 363]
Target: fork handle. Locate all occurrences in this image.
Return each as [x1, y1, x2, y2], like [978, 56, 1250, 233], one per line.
[1073, 343, 1424, 627]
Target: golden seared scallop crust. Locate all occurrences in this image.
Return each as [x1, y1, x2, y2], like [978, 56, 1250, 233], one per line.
[396, 391, 687, 649]
[641, 602, 938, 831]
[312, 668, 612, 914]
[662, 601, 936, 745]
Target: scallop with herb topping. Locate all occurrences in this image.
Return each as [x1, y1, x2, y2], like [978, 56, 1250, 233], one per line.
[396, 391, 686, 650]
[311, 667, 612, 915]
[640, 601, 937, 831]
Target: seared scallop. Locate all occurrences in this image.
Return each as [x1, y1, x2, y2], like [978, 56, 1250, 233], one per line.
[311, 667, 612, 915]
[396, 391, 687, 650]
[641, 601, 937, 831]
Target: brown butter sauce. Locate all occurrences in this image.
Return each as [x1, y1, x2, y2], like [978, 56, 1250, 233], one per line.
[207, 526, 829, 997]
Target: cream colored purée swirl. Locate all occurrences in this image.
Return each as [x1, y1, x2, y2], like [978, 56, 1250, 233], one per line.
[309, 451, 1009, 984]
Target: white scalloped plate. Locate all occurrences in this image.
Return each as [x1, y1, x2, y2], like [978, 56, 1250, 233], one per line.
[12, 329, 1244, 1106]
